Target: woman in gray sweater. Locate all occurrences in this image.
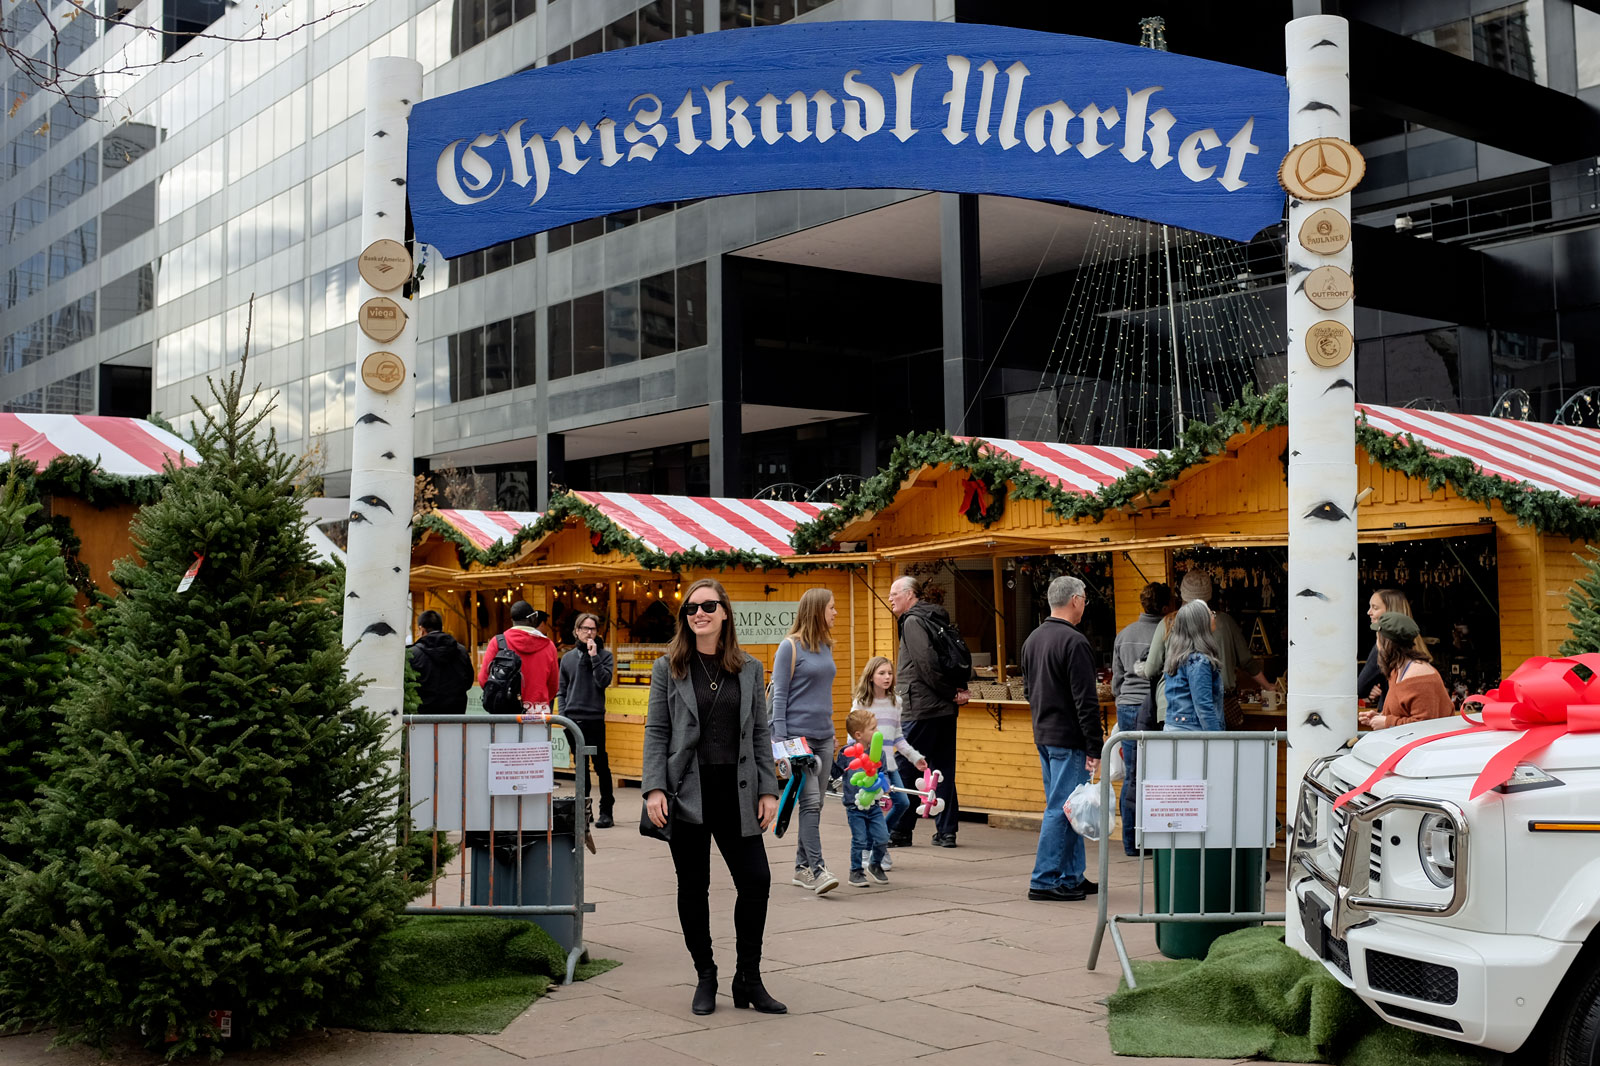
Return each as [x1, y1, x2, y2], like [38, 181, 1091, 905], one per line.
[770, 587, 840, 896]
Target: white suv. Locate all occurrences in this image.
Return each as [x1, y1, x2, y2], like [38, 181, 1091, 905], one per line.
[1291, 718, 1600, 1063]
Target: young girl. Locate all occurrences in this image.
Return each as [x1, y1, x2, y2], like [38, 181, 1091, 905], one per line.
[850, 657, 927, 869]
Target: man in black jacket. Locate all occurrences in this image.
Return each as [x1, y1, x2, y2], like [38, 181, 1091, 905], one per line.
[887, 576, 966, 848]
[557, 613, 615, 827]
[1019, 576, 1104, 901]
[410, 610, 474, 715]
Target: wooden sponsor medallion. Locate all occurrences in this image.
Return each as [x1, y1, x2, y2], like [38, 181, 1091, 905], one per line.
[1298, 208, 1351, 255]
[1304, 266, 1354, 311]
[1304, 320, 1353, 368]
[1279, 138, 1365, 201]
[359, 239, 412, 292]
[359, 296, 408, 343]
[361, 351, 407, 393]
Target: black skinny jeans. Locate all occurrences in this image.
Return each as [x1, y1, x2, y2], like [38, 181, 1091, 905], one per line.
[573, 716, 613, 811]
[667, 763, 771, 974]
[891, 714, 960, 838]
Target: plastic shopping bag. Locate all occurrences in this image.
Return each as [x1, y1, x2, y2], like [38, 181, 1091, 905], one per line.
[1107, 743, 1125, 784]
[1065, 780, 1105, 841]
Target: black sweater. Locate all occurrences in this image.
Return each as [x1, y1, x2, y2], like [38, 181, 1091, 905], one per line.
[556, 645, 613, 720]
[1019, 617, 1104, 753]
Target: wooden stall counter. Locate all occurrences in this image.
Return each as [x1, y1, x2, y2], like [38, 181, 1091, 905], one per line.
[957, 699, 1044, 815]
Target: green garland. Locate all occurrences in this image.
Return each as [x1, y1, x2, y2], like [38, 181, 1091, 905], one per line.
[414, 491, 852, 575]
[0, 455, 171, 510]
[791, 384, 1600, 552]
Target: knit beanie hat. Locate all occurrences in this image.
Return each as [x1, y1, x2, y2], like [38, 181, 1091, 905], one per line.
[1180, 570, 1213, 604]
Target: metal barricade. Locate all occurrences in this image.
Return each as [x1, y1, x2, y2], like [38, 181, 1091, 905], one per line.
[402, 712, 595, 984]
[1087, 729, 1286, 987]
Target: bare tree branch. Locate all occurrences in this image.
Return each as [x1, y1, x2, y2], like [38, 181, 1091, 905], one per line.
[3, 0, 364, 119]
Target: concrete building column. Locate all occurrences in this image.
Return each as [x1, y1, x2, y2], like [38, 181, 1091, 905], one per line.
[941, 192, 982, 434]
[709, 256, 741, 496]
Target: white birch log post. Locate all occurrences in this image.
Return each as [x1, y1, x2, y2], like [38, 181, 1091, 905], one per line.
[342, 57, 424, 739]
[1285, 20, 1357, 792]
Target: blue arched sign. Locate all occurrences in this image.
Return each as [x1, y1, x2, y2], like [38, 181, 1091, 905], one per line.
[407, 21, 1288, 258]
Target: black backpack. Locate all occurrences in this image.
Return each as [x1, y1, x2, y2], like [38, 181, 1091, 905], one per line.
[915, 612, 973, 698]
[481, 634, 525, 714]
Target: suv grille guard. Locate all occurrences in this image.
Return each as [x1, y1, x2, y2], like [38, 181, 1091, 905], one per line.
[1292, 754, 1471, 939]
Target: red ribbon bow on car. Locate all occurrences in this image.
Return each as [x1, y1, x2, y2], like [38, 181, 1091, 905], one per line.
[1334, 654, 1600, 808]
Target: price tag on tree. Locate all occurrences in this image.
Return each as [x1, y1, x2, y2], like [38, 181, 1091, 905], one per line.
[177, 554, 205, 593]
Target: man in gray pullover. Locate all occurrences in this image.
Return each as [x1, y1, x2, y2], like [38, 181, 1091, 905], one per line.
[558, 613, 615, 826]
[1109, 582, 1171, 856]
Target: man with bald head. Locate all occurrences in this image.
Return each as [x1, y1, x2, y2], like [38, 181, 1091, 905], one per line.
[886, 576, 965, 847]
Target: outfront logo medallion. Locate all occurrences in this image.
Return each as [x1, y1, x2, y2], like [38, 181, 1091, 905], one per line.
[1304, 266, 1354, 311]
[361, 351, 407, 393]
[1298, 207, 1351, 255]
[359, 297, 408, 343]
[1279, 138, 1365, 201]
[359, 239, 413, 292]
[1304, 320, 1354, 368]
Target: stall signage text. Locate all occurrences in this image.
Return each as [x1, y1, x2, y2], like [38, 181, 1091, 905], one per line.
[733, 601, 800, 645]
[407, 21, 1288, 257]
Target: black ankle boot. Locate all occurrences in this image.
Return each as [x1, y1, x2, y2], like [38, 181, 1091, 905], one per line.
[691, 966, 717, 1015]
[731, 970, 786, 1014]
[595, 807, 614, 829]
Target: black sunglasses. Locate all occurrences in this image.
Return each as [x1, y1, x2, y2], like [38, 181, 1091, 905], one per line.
[682, 600, 723, 616]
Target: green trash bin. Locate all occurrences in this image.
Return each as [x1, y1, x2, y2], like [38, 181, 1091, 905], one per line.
[1153, 847, 1264, 959]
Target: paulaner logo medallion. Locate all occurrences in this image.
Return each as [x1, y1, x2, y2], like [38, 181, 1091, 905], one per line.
[361, 351, 407, 393]
[1279, 137, 1364, 201]
[1298, 207, 1350, 255]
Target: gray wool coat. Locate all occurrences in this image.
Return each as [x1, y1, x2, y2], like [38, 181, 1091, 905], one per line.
[642, 654, 780, 837]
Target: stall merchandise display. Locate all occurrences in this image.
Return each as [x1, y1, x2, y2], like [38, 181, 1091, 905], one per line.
[614, 644, 668, 685]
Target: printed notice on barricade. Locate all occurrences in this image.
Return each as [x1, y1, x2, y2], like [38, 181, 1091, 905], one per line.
[487, 743, 554, 795]
[1141, 780, 1207, 832]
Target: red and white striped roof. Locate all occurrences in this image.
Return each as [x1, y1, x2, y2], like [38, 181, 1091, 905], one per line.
[970, 438, 1160, 493]
[571, 491, 828, 557]
[433, 509, 542, 550]
[1360, 404, 1600, 505]
[0, 414, 197, 476]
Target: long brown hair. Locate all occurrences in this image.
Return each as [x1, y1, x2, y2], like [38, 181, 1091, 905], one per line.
[787, 587, 835, 653]
[667, 577, 746, 678]
[1377, 631, 1433, 679]
[853, 655, 897, 710]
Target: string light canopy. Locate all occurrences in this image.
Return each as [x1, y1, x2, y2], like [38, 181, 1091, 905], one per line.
[1021, 17, 1285, 451]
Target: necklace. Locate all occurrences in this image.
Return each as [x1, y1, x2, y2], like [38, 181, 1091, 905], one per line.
[696, 653, 722, 692]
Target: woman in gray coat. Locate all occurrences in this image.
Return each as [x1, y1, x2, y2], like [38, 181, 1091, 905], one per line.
[643, 577, 784, 1017]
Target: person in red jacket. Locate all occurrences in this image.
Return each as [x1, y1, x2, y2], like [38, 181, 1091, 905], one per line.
[477, 600, 560, 709]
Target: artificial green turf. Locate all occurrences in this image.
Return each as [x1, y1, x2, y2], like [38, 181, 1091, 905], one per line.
[336, 916, 617, 1035]
[1107, 927, 1494, 1065]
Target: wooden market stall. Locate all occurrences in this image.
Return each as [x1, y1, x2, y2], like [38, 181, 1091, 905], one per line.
[790, 395, 1600, 820]
[0, 414, 199, 603]
[410, 490, 880, 782]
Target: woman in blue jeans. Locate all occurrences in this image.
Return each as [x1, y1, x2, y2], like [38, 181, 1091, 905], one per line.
[1163, 600, 1225, 733]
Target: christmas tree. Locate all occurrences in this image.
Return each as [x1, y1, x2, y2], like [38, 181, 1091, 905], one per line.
[1561, 546, 1600, 655]
[0, 368, 411, 1055]
[0, 461, 78, 854]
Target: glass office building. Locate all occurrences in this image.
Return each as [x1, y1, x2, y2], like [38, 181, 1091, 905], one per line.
[3, 0, 1598, 504]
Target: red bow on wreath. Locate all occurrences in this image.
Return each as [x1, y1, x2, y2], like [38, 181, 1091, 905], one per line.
[1335, 654, 1600, 807]
[959, 477, 992, 517]
[590, 531, 604, 550]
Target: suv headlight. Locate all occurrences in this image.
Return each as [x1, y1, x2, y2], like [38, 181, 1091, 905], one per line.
[1418, 813, 1457, 887]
